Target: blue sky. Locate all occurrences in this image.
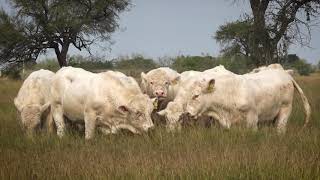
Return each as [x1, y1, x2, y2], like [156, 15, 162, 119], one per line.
[1, 0, 319, 64]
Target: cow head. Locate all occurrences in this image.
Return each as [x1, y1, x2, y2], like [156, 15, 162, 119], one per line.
[19, 103, 50, 133]
[117, 94, 155, 133]
[186, 78, 215, 118]
[157, 102, 182, 132]
[141, 71, 180, 99]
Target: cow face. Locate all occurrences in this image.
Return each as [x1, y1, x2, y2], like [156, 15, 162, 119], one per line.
[186, 78, 215, 118]
[19, 103, 50, 133]
[157, 102, 182, 132]
[117, 94, 155, 133]
[141, 72, 180, 99]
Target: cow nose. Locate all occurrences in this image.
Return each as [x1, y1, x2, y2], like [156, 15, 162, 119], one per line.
[155, 91, 165, 97]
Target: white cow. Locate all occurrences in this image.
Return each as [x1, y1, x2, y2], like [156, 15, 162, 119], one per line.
[141, 67, 180, 101]
[14, 69, 55, 135]
[50, 67, 155, 139]
[249, 63, 284, 74]
[158, 65, 232, 131]
[185, 68, 311, 133]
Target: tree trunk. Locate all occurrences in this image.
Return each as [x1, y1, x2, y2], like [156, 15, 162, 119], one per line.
[54, 43, 70, 67]
[249, 0, 277, 66]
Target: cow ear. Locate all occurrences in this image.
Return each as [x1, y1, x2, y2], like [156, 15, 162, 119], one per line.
[141, 72, 147, 82]
[206, 79, 215, 93]
[40, 103, 50, 114]
[157, 110, 166, 116]
[171, 76, 181, 85]
[118, 105, 130, 114]
[14, 98, 22, 112]
[152, 98, 158, 110]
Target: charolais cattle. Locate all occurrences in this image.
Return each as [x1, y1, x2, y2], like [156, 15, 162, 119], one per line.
[50, 67, 155, 139]
[185, 67, 311, 133]
[158, 65, 233, 131]
[141, 67, 181, 101]
[14, 69, 55, 135]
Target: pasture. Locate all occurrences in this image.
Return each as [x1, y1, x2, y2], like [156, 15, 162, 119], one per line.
[0, 73, 320, 179]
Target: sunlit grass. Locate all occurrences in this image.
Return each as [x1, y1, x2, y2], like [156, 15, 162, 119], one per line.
[0, 74, 319, 179]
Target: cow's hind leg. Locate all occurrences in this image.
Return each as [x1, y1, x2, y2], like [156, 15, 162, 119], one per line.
[275, 104, 292, 134]
[45, 109, 55, 134]
[52, 103, 65, 138]
[84, 109, 97, 140]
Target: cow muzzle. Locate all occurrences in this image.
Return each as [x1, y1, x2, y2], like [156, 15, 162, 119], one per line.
[154, 90, 167, 98]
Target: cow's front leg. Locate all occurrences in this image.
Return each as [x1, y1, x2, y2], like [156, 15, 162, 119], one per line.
[84, 108, 97, 140]
[52, 103, 65, 138]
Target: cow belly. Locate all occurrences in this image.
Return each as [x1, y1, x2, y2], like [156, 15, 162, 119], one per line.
[62, 92, 86, 121]
[257, 101, 281, 122]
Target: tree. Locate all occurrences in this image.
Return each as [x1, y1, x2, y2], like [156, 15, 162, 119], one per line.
[0, 0, 130, 67]
[215, 17, 252, 57]
[248, 0, 320, 65]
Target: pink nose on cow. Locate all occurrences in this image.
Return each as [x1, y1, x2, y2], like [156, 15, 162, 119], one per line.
[155, 90, 165, 97]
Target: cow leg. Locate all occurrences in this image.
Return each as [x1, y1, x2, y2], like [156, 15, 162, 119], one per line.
[207, 111, 230, 129]
[275, 105, 292, 134]
[52, 104, 65, 138]
[45, 110, 55, 134]
[84, 109, 97, 140]
[246, 110, 258, 131]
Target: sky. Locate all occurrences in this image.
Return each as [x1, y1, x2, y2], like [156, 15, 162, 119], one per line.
[1, 0, 319, 64]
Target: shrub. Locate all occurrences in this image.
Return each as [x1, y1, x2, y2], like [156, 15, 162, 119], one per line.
[69, 56, 113, 71]
[115, 55, 157, 70]
[171, 56, 218, 72]
[286, 59, 314, 76]
[215, 55, 252, 74]
[1, 66, 21, 79]
[34, 59, 60, 72]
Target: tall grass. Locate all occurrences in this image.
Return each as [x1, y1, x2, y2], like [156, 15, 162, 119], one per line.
[0, 74, 319, 179]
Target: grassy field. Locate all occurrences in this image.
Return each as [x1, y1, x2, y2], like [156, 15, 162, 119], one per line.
[0, 73, 319, 179]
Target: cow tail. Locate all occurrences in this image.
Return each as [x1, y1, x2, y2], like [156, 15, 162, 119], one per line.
[291, 77, 311, 128]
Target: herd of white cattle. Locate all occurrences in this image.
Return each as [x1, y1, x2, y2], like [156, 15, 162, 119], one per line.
[14, 64, 311, 139]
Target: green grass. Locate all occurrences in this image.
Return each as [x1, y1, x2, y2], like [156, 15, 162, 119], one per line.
[0, 74, 319, 179]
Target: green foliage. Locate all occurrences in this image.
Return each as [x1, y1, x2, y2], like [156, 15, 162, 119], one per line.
[215, 18, 252, 57]
[170, 55, 252, 74]
[115, 55, 157, 71]
[281, 55, 314, 76]
[288, 59, 314, 76]
[0, 0, 131, 67]
[171, 56, 218, 72]
[69, 55, 113, 70]
[1, 66, 21, 79]
[34, 59, 61, 72]
[215, 55, 252, 74]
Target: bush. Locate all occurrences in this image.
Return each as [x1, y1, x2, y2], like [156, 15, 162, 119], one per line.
[34, 59, 60, 72]
[2, 67, 21, 79]
[215, 55, 252, 74]
[115, 55, 157, 70]
[171, 56, 218, 72]
[286, 59, 314, 76]
[69, 56, 113, 71]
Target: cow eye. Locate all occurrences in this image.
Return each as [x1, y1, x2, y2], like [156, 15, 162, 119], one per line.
[165, 81, 169, 85]
[192, 95, 199, 100]
[150, 81, 153, 85]
[136, 112, 143, 117]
